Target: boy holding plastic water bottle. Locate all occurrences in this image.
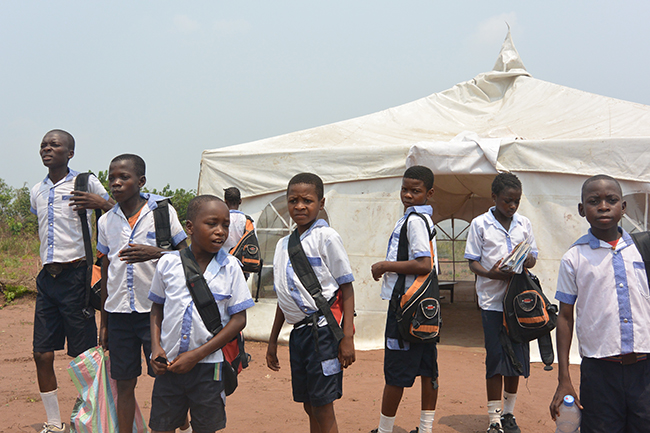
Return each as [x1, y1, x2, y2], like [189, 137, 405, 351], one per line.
[550, 174, 650, 433]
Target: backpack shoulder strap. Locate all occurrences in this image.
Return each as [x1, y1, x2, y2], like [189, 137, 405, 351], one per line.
[287, 229, 344, 341]
[179, 248, 223, 335]
[153, 199, 173, 250]
[631, 231, 650, 285]
[74, 172, 101, 313]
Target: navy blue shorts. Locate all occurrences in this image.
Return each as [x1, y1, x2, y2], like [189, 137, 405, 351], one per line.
[384, 309, 438, 388]
[107, 312, 153, 380]
[482, 309, 529, 378]
[289, 321, 343, 407]
[149, 363, 226, 433]
[580, 356, 650, 433]
[33, 266, 97, 357]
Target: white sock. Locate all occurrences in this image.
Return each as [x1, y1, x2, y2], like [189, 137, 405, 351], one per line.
[418, 410, 435, 433]
[378, 413, 396, 433]
[503, 391, 517, 415]
[487, 400, 502, 426]
[40, 389, 62, 427]
[179, 425, 193, 433]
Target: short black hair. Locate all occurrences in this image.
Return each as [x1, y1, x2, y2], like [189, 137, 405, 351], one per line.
[186, 194, 224, 223]
[111, 154, 146, 177]
[491, 172, 522, 196]
[46, 129, 75, 151]
[581, 174, 622, 201]
[288, 173, 324, 200]
[404, 166, 434, 190]
[223, 187, 241, 206]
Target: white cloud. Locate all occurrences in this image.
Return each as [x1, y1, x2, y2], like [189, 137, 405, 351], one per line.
[471, 12, 519, 46]
[213, 19, 251, 36]
[173, 14, 201, 33]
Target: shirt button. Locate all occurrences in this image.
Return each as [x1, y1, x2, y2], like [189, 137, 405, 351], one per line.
[183, 335, 188, 340]
[624, 318, 629, 323]
[620, 283, 624, 288]
[614, 251, 618, 255]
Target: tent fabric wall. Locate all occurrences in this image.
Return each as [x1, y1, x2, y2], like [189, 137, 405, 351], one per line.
[198, 32, 650, 359]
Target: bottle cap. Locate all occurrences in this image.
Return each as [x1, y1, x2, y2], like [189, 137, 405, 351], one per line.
[563, 395, 575, 406]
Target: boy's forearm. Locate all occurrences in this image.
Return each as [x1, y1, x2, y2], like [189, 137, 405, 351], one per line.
[339, 283, 355, 337]
[100, 257, 109, 326]
[383, 256, 432, 276]
[268, 305, 285, 346]
[556, 303, 574, 384]
[150, 302, 164, 349]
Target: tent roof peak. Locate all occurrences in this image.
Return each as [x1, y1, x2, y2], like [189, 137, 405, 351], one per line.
[492, 27, 527, 73]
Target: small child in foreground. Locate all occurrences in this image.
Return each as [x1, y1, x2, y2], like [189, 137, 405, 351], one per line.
[550, 174, 650, 433]
[464, 172, 537, 433]
[266, 172, 356, 433]
[148, 195, 254, 433]
[370, 165, 439, 433]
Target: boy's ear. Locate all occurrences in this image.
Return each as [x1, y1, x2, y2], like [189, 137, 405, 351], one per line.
[578, 202, 586, 217]
[185, 219, 194, 235]
[621, 200, 627, 215]
[67, 148, 74, 160]
[138, 175, 146, 189]
[319, 197, 325, 210]
[491, 192, 497, 203]
[426, 187, 435, 201]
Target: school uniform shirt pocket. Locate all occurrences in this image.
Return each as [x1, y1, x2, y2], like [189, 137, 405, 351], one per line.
[321, 358, 342, 376]
[386, 337, 410, 351]
[633, 261, 650, 299]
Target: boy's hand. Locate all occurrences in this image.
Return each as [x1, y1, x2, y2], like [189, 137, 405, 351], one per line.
[549, 382, 582, 420]
[69, 190, 110, 211]
[487, 259, 514, 281]
[119, 243, 162, 263]
[338, 335, 355, 368]
[523, 253, 536, 269]
[167, 350, 200, 374]
[150, 347, 169, 376]
[99, 324, 109, 350]
[371, 261, 388, 281]
[266, 344, 281, 371]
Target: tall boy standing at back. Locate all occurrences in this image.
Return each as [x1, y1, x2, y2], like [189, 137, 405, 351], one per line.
[30, 129, 114, 433]
[97, 154, 187, 433]
[266, 172, 356, 433]
[464, 173, 537, 433]
[550, 174, 650, 433]
[370, 165, 439, 433]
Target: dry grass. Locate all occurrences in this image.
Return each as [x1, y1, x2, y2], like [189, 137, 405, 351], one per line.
[0, 224, 40, 305]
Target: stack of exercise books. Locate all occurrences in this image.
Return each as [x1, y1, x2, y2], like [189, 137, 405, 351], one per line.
[499, 238, 532, 274]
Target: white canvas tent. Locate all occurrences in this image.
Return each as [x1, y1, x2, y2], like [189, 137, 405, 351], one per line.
[199, 32, 650, 359]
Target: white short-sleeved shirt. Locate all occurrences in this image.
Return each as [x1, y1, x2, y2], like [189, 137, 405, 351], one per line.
[464, 207, 538, 312]
[223, 210, 253, 253]
[273, 219, 354, 325]
[380, 205, 438, 300]
[30, 169, 109, 264]
[555, 228, 650, 359]
[97, 194, 187, 313]
[148, 248, 255, 364]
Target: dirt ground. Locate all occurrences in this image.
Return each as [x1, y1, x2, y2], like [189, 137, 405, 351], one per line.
[0, 296, 579, 433]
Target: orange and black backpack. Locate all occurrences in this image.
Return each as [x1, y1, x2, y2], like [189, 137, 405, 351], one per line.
[229, 215, 261, 274]
[390, 212, 441, 346]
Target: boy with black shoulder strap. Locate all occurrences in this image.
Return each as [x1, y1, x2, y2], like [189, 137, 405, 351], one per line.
[148, 195, 254, 433]
[266, 173, 356, 433]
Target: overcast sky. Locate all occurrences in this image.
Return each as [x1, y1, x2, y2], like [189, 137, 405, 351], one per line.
[2, 1, 649, 191]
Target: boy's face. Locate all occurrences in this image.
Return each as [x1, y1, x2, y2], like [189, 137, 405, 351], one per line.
[186, 200, 230, 255]
[287, 183, 324, 233]
[491, 187, 522, 220]
[400, 178, 434, 210]
[108, 159, 145, 204]
[579, 179, 626, 233]
[40, 131, 73, 169]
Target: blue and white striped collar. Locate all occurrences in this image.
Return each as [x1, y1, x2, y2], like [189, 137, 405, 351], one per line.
[43, 168, 77, 186]
[299, 218, 329, 240]
[110, 192, 166, 215]
[404, 205, 433, 216]
[574, 227, 632, 250]
[485, 206, 521, 230]
[230, 209, 244, 215]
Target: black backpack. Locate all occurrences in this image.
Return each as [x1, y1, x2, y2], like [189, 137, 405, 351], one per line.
[500, 270, 558, 372]
[390, 212, 441, 345]
[229, 215, 261, 274]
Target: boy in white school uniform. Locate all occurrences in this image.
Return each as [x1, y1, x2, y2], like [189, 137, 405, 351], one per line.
[550, 174, 650, 433]
[148, 195, 254, 433]
[266, 172, 356, 433]
[30, 129, 114, 433]
[97, 153, 187, 433]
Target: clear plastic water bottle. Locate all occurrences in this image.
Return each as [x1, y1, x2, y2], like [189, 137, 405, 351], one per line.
[555, 395, 581, 433]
